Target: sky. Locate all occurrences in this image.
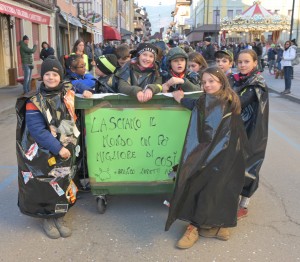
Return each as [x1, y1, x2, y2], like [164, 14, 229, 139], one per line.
[134, 0, 176, 34]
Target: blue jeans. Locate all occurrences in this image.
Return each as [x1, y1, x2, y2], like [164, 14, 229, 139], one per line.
[283, 66, 293, 91]
[22, 64, 33, 93]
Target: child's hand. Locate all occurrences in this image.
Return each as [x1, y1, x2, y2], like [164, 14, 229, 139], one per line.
[168, 77, 184, 86]
[82, 90, 93, 98]
[59, 147, 71, 159]
[162, 83, 170, 93]
[143, 88, 153, 102]
[91, 60, 96, 66]
[137, 91, 145, 102]
[172, 90, 184, 103]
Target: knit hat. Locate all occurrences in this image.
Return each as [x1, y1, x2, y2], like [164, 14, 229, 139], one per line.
[41, 55, 64, 80]
[95, 54, 118, 75]
[214, 50, 234, 62]
[23, 35, 29, 41]
[166, 46, 188, 63]
[204, 37, 211, 42]
[136, 43, 158, 57]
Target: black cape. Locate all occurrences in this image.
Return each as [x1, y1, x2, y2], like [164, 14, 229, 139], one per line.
[16, 83, 79, 218]
[165, 94, 246, 231]
[233, 72, 269, 198]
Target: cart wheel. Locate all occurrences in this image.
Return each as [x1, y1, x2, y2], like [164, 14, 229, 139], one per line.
[96, 196, 107, 214]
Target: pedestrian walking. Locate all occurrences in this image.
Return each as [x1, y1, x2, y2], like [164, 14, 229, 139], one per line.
[19, 35, 38, 94]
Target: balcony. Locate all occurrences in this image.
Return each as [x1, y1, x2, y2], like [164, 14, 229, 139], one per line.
[16, 0, 55, 11]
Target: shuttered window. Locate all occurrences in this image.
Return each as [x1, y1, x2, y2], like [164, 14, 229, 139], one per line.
[32, 23, 40, 61]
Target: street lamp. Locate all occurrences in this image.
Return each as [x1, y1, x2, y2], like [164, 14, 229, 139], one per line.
[289, 0, 295, 40]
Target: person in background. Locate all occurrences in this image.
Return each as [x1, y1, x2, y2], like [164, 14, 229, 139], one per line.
[165, 67, 246, 249]
[275, 44, 284, 79]
[214, 50, 234, 86]
[94, 43, 103, 58]
[280, 40, 296, 94]
[187, 52, 208, 75]
[16, 56, 79, 239]
[116, 43, 162, 103]
[261, 42, 267, 72]
[232, 49, 269, 219]
[19, 35, 38, 94]
[114, 44, 131, 68]
[71, 39, 94, 73]
[290, 39, 298, 80]
[161, 46, 201, 93]
[40, 42, 54, 61]
[252, 38, 263, 72]
[202, 37, 215, 66]
[267, 44, 277, 74]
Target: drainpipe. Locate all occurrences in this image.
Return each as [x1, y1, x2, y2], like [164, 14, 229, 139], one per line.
[54, 0, 61, 58]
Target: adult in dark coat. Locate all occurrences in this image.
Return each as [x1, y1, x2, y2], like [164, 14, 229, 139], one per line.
[40, 41, 55, 61]
[202, 37, 215, 66]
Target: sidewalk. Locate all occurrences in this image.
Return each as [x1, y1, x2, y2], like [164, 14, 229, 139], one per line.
[0, 65, 300, 115]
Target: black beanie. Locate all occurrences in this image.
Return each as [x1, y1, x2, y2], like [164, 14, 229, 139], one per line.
[23, 35, 29, 41]
[204, 37, 211, 43]
[41, 55, 64, 80]
[136, 43, 158, 57]
[96, 54, 118, 75]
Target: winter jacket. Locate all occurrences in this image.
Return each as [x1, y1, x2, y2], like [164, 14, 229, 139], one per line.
[202, 44, 215, 65]
[281, 46, 297, 67]
[115, 60, 162, 96]
[65, 72, 96, 94]
[19, 40, 37, 65]
[40, 47, 55, 61]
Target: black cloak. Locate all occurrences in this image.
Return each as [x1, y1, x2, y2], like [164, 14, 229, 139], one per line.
[233, 72, 269, 198]
[165, 94, 246, 231]
[16, 83, 79, 218]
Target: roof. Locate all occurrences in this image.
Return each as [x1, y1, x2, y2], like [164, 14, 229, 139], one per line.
[242, 1, 273, 17]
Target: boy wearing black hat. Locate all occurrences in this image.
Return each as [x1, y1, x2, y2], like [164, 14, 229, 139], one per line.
[94, 54, 119, 93]
[16, 56, 80, 239]
[19, 35, 38, 94]
[116, 43, 163, 102]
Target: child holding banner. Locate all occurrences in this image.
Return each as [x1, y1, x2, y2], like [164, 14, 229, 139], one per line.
[165, 67, 246, 249]
[116, 43, 163, 103]
[16, 56, 80, 239]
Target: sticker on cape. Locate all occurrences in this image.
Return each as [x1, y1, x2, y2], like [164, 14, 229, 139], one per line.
[49, 167, 71, 178]
[55, 204, 68, 213]
[21, 171, 34, 184]
[25, 143, 38, 161]
[50, 180, 65, 196]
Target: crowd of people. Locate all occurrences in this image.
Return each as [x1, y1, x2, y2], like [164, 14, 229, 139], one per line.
[20, 34, 299, 248]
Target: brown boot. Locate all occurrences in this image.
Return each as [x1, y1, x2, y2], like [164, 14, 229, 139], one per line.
[275, 71, 279, 79]
[199, 227, 230, 241]
[280, 70, 284, 79]
[176, 224, 199, 249]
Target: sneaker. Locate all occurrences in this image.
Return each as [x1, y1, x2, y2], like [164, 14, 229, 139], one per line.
[54, 217, 72, 238]
[237, 207, 248, 220]
[199, 227, 230, 241]
[43, 218, 60, 239]
[281, 90, 291, 95]
[176, 224, 199, 249]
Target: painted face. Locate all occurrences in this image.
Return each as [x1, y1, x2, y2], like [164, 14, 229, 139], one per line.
[202, 72, 222, 94]
[76, 42, 85, 53]
[171, 58, 186, 74]
[237, 53, 257, 75]
[188, 61, 201, 73]
[72, 59, 86, 76]
[138, 51, 155, 67]
[43, 71, 60, 88]
[216, 58, 233, 73]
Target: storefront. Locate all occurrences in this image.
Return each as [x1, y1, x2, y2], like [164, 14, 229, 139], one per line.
[0, 0, 53, 87]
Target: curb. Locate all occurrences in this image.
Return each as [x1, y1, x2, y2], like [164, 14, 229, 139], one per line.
[268, 87, 300, 104]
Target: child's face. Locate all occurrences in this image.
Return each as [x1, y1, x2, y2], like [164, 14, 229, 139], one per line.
[43, 71, 61, 88]
[171, 58, 186, 74]
[138, 51, 155, 67]
[216, 58, 233, 73]
[95, 67, 106, 77]
[118, 56, 131, 67]
[202, 72, 222, 94]
[237, 53, 257, 75]
[72, 59, 86, 76]
[188, 61, 201, 73]
[76, 42, 85, 53]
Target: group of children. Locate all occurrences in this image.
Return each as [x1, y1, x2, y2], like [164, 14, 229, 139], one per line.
[16, 41, 269, 248]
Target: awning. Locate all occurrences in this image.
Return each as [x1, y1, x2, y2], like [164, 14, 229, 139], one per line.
[60, 11, 82, 28]
[0, 1, 50, 25]
[120, 28, 132, 39]
[186, 31, 204, 42]
[103, 25, 121, 41]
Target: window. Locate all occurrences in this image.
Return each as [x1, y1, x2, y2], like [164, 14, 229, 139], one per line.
[236, 9, 242, 15]
[213, 10, 220, 24]
[227, 10, 233, 18]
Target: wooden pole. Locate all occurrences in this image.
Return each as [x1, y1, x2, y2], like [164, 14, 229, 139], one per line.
[91, 30, 95, 76]
[67, 14, 71, 54]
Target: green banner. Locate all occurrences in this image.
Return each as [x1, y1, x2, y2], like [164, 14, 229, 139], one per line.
[84, 107, 191, 183]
